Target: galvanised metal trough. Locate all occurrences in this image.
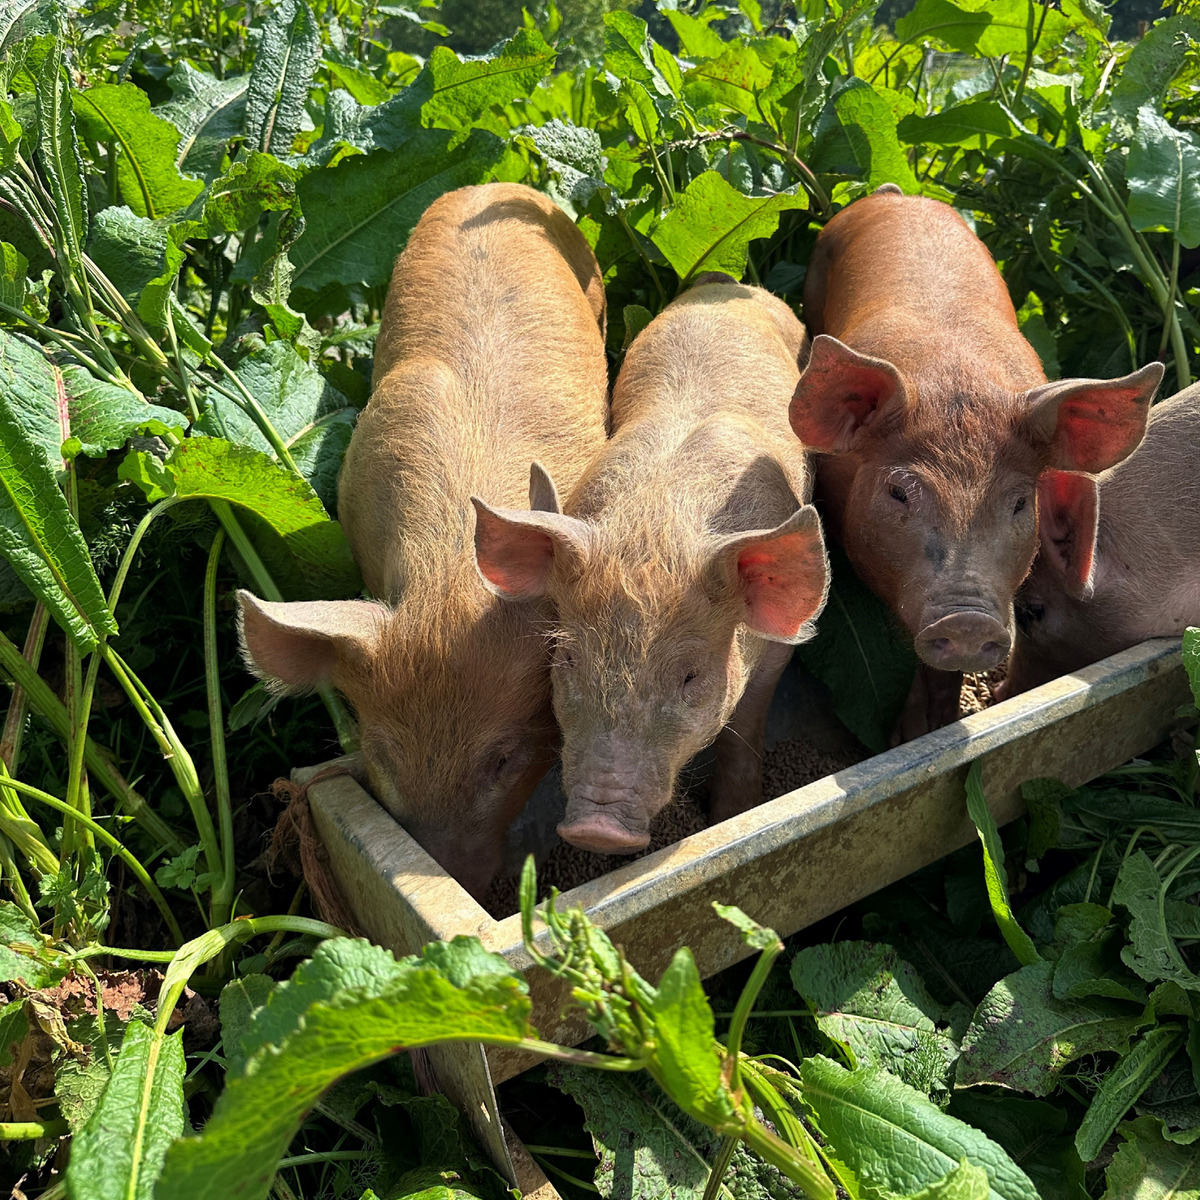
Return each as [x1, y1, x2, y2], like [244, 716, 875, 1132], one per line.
[296, 636, 1189, 1189]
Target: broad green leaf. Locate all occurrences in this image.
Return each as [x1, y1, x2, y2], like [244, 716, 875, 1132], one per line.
[833, 80, 919, 194]
[35, 41, 88, 259]
[651, 170, 807, 283]
[957, 960, 1145, 1095]
[965, 761, 1042, 968]
[123, 437, 361, 600]
[326, 59, 393, 107]
[897, 99, 1012, 148]
[73, 83, 203, 218]
[799, 1055, 1038, 1200]
[1126, 106, 1200, 251]
[902, 1162, 992, 1200]
[156, 936, 534, 1200]
[0, 899, 67, 986]
[86, 205, 184, 329]
[0, 97, 21, 172]
[650, 947, 727, 1120]
[947, 1092, 1085, 1200]
[1102, 1115, 1200, 1197]
[289, 127, 509, 295]
[683, 45, 773, 119]
[1051, 913, 1147, 1006]
[217, 973, 276, 1076]
[1183, 628, 1200, 712]
[549, 1064, 807, 1200]
[0, 330, 115, 651]
[712, 903, 780, 952]
[790, 941, 959, 1097]
[0, 239, 27, 311]
[0, 999, 28, 1068]
[664, 10, 727, 59]
[1077, 1024, 1186, 1163]
[1110, 14, 1200, 120]
[243, 0, 321, 155]
[796, 547, 917, 753]
[196, 341, 356, 510]
[421, 28, 556, 130]
[159, 62, 249, 177]
[202, 151, 298, 234]
[1114, 851, 1200, 989]
[61, 366, 186, 460]
[604, 11, 674, 98]
[69, 1020, 186, 1200]
[55, 1012, 134, 1132]
[894, 0, 993, 54]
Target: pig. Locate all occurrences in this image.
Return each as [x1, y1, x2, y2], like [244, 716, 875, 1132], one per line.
[235, 183, 610, 898]
[999, 382, 1200, 697]
[470, 279, 828, 853]
[789, 185, 1163, 741]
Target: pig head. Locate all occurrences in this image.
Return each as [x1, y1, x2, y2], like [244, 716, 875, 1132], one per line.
[237, 580, 558, 898]
[789, 334, 1163, 676]
[471, 464, 827, 852]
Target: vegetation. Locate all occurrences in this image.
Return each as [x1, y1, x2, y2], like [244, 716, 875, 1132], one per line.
[2, 0, 1200, 1196]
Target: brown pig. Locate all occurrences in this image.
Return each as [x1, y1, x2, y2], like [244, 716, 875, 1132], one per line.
[1000, 382, 1200, 697]
[235, 183, 609, 898]
[471, 279, 828, 853]
[789, 186, 1163, 740]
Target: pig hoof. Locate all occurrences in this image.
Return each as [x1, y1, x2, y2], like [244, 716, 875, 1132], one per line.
[557, 819, 650, 854]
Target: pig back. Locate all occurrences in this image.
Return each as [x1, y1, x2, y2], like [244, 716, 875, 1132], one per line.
[340, 183, 610, 601]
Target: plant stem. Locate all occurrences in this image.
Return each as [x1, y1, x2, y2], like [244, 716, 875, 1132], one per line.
[75, 955, 115, 1072]
[0, 1120, 68, 1140]
[0, 603, 48, 775]
[725, 934, 783, 1092]
[0, 831, 39, 922]
[702, 1136, 738, 1200]
[1, 771, 184, 944]
[1013, 0, 1050, 107]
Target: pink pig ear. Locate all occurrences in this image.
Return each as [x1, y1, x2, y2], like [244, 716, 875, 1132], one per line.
[1037, 470, 1099, 600]
[715, 506, 829, 642]
[471, 498, 590, 599]
[789, 335, 908, 452]
[1023, 362, 1163, 473]
[236, 592, 388, 693]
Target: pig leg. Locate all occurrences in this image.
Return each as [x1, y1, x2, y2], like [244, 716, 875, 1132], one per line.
[709, 642, 794, 823]
[891, 665, 963, 745]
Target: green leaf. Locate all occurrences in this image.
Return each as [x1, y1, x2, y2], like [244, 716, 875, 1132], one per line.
[195, 341, 356, 511]
[86, 205, 185, 329]
[1114, 851, 1200, 990]
[35, 41, 88, 259]
[1077, 1024, 1186, 1163]
[421, 28, 557, 130]
[158, 62, 249, 177]
[202, 151, 298, 235]
[790, 941, 959, 1097]
[73, 83, 203, 219]
[1102, 1115, 1200, 1198]
[897, 99, 1012, 148]
[604, 11, 674, 98]
[832, 80, 919, 194]
[243, 0, 321, 155]
[713, 903, 780, 952]
[794, 546, 917, 753]
[156, 936, 533, 1200]
[947, 1092, 1085, 1200]
[62, 366, 186, 460]
[0, 239, 27, 311]
[650, 947, 727, 1118]
[799, 1055, 1038, 1200]
[957, 960, 1145, 1096]
[289, 127, 509, 295]
[217, 973, 275, 1076]
[683, 45, 773, 119]
[664, 10, 727, 59]
[549, 1064, 807, 1200]
[894, 0, 993, 54]
[901, 1162, 992, 1200]
[651, 170, 806, 284]
[132, 437, 361, 600]
[0, 900, 67, 987]
[1126, 105, 1200, 251]
[965, 761, 1042, 968]
[1051, 905, 1147, 1005]
[68, 1019, 186, 1200]
[0, 330, 115, 651]
[1109, 14, 1200, 121]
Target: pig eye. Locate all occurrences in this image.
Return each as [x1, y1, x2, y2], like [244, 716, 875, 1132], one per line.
[683, 670, 698, 685]
[889, 484, 908, 504]
[1013, 495, 1028, 515]
[558, 648, 575, 669]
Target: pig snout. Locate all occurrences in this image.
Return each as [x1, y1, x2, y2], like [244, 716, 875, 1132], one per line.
[557, 781, 652, 853]
[915, 610, 1011, 672]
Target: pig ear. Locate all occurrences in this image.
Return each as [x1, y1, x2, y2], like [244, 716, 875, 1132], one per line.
[529, 461, 562, 514]
[1037, 470, 1099, 600]
[236, 591, 387, 693]
[1023, 362, 1163, 473]
[789, 335, 908, 452]
[714, 506, 829, 642]
[471, 499, 590, 599]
